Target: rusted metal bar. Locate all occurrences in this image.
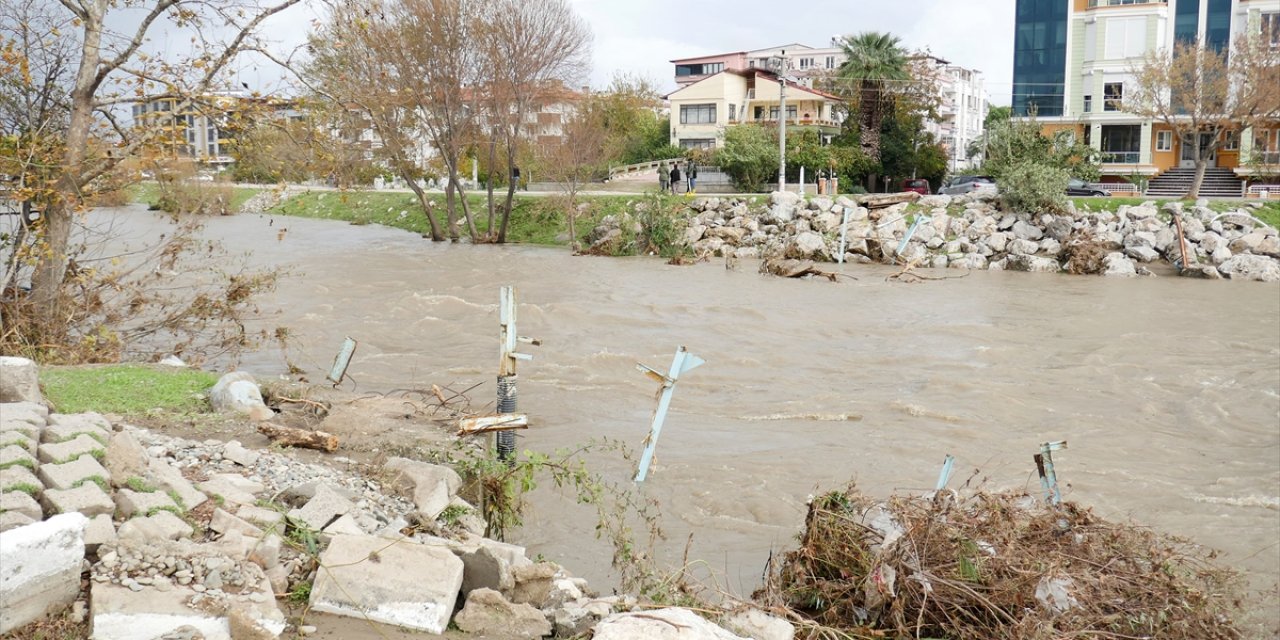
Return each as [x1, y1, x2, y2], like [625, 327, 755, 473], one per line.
[1172, 214, 1190, 272]
[634, 346, 705, 483]
[326, 337, 358, 387]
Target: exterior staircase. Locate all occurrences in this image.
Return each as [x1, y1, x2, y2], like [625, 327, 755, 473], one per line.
[1145, 167, 1244, 198]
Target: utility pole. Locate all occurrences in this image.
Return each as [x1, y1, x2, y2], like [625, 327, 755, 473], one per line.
[778, 50, 787, 194]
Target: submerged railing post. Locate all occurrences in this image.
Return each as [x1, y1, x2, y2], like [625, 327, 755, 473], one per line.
[896, 214, 932, 257]
[497, 286, 539, 464]
[634, 346, 705, 483]
[935, 454, 955, 491]
[836, 206, 851, 264]
[1034, 440, 1068, 506]
[326, 337, 358, 387]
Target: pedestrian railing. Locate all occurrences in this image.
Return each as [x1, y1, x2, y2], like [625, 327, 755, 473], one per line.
[607, 158, 685, 180]
[1093, 182, 1140, 195]
[1246, 184, 1280, 199]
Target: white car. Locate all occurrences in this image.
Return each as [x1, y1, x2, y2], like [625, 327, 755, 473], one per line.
[938, 175, 997, 196]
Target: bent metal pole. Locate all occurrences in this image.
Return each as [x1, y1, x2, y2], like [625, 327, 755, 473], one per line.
[497, 286, 539, 463]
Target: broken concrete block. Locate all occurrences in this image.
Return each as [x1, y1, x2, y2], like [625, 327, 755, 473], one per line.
[36, 433, 105, 464]
[222, 440, 260, 467]
[37, 453, 111, 490]
[459, 544, 515, 596]
[594, 608, 750, 640]
[209, 508, 263, 537]
[42, 482, 116, 517]
[42, 414, 111, 444]
[246, 533, 282, 570]
[0, 489, 43, 520]
[0, 510, 35, 532]
[0, 512, 88, 634]
[321, 513, 363, 537]
[84, 513, 117, 553]
[233, 505, 285, 532]
[0, 444, 36, 471]
[310, 534, 464, 634]
[115, 488, 180, 518]
[0, 429, 36, 455]
[510, 562, 560, 607]
[287, 484, 353, 531]
[197, 473, 263, 506]
[208, 372, 273, 421]
[385, 457, 461, 519]
[455, 588, 551, 639]
[146, 457, 207, 510]
[0, 465, 41, 494]
[117, 510, 193, 542]
[0, 356, 42, 404]
[104, 431, 149, 487]
[91, 582, 234, 640]
[0, 401, 48, 430]
[721, 608, 796, 640]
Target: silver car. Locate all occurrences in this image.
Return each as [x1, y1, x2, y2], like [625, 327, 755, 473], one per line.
[938, 175, 997, 196]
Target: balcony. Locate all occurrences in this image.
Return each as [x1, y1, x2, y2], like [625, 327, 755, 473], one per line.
[1087, 0, 1166, 6]
[1102, 151, 1141, 164]
[747, 116, 841, 129]
[1253, 151, 1280, 164]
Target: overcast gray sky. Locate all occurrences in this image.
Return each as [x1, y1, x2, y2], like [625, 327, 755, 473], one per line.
[566, 0, 1018, 105]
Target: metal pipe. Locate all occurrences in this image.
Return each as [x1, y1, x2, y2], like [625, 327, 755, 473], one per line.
[496, 374, 517, 463]
[935, 454, 955, 491]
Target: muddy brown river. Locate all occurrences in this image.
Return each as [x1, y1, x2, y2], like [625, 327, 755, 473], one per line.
[91, 206, 1280, 633]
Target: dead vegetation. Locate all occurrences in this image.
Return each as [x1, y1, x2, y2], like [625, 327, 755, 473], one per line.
[1062, 229, 1111, 275]
[756, 484, 1242, 640]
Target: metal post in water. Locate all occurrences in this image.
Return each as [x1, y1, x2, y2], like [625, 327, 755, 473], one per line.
[1035, 440, 1068, 506]
[896, 214, 932, 257]
[497, 286, 539, 464]
[935, 454, 955, 491]
[634, 346, 705, 483]
[836, 205, 851, 264]
[326, 337, 358, 387]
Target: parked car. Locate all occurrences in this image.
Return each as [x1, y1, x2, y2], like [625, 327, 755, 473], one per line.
[1066, 178, 1110, 197]
[938, 175, 997, 196]
[901, 178, 931, 195]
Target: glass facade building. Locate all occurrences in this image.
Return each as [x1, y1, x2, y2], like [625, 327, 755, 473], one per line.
[1012, 0, 1068, 116]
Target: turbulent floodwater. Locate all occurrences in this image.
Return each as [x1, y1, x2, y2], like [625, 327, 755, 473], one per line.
[91, 206, 1280, 632]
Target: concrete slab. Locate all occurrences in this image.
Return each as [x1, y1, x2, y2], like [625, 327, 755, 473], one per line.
[0, 444, 36, 471]
[288, 484, 353, 531]
[0, 356, 42, 404]
[0, 430, 36, 455]
[0, 490, 43, 520]
[91, 582, 230, 640]
[115, 488, 180, 518]
[44, 412, 111, 443]
[0, 401, 48, 430]
[117, 511, 193, 542]
[0, 510, 35, 532]
[146, 458, 207, 511]
[197, 474, 263, 506]
[0, 513, 88, 634]
[37, 453, 111, 490]
[42, 482, 116, 517]
[84, 513, 117, 553]
[0, 466, 41, 494]
[310, 534, 465, 634]
[233, 505, 284, 532]
[36, 433, 105, 465]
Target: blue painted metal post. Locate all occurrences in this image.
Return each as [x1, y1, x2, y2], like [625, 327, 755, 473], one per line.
[634, 346, 705, 483]
[935, 454, 955, 491]
[326, 337, 358, 387]
[836, 206, 851, 264]
[1035, 441, 1068, 506]
[896, 215, 932, 256]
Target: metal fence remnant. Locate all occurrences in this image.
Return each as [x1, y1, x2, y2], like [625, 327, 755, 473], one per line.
[496, 286, 539, 462]
[935, 454, 955, 491]
[326, 337, 358, 387]
[633, 346, 705, 483]
[1034, 440, 1068, 506]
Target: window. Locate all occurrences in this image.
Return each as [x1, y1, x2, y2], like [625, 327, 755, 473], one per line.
[826, 56, 836, 69]
[1263, 13, 1280, 49]
[1156, 130, 1173, 151]
[1104, 16, 1148, 58]
[728, 104, 737, 122]
[1083, 94, 1093, 113]
[767, 106, 798, 120]
[679, 138, 715, 150]
[705, 62, 724, 74]
[1224, 130, 1238, 151]
[1104, 82, 1123, 111]
[679, 104, 716, 125]
[798, 57, 814, 69]
[1101, 124, 1141, 163]
[675, 62, 723, 77]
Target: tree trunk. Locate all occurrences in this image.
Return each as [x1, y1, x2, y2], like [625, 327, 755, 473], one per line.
[1188, 158, 1208, 199]
[498, 142, 518, 243]
[859, 83, 883, 193]
[406, 179, 445, 241]
[486, 140, 497, 237]
[444, 179, 459, 241]
[449, 171, 479, 241]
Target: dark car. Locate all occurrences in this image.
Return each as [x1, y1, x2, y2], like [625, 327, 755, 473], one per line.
[901, 178, 931, 195]
[1066, 178, 1110, 197]
[938, 175, 997, 196]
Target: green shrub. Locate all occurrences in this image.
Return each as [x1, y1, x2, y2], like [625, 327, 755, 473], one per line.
[715, 125, 780, 192]
[998, 163, 1071, 214]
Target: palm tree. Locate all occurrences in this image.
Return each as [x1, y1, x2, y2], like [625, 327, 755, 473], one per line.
[836, 32, 910, 170]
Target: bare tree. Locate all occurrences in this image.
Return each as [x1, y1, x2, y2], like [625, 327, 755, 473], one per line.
[539, 102, 611, 252]
[1127, 37, 1280, 197]
[9, 0, 302, 330]
[477, 0, 591, 243]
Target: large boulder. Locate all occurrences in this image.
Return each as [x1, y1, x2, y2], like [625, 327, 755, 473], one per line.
[0, 356, 41, 404]
[208, 372, 272, 421]
[1102, 253, 1138, 277]
[784, 231, 829, 260]
[454, 588, 551, 639]
[1217, 254, 1280, 282]
[593, 608, 749, 640]
[1005, 255, 1062, 273]
[0, 513, 88, 634]
[384, 457, 461, 520]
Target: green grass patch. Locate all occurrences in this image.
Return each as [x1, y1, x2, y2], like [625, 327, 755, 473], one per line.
[0, 458, 36, 471]
[72, 475, 110, 492]
[146, 505, 184, 517]
[1249, 201, 1280, 228]
[55, 450, 104, 465]
[40, 364, 218, 416]
[3, 482, 40, 496]
[131, 182, 262, 212]
[126, 476, 158, 493]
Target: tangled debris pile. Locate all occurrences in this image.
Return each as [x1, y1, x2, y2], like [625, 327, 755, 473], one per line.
[757, 485, 1243, 640]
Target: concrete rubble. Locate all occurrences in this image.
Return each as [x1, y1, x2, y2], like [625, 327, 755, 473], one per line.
[1, 371, 783, 639]
[590, 192, 1280, 282]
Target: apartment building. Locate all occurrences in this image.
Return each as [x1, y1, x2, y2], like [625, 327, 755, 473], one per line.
[667, 68, 843, 151]
[1011, 0, 1280, 179]
[669, 42, 989, 160]
[131, 93, 302, 167]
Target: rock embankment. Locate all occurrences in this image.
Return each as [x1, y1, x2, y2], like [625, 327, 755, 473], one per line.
[591, 191, 1280, 282]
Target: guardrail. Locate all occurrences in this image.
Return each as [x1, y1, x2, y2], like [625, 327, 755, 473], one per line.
[1093, 182, 1140, 194]
[1101, 151, 1141, 164]
[607, 158, 685, 179]
[1246, 184, 1280, 198]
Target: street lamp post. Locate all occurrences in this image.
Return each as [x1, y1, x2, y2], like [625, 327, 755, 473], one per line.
[775, 51, 787, 194]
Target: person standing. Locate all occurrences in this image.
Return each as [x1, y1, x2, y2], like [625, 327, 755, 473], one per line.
[687, 160, 699, 194]
[658, 160, 670, 193]
[511, 165, 522, 191]
[669, 162, 682, 195]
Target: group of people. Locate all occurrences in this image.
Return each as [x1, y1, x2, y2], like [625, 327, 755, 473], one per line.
[657, 160, 698, 195]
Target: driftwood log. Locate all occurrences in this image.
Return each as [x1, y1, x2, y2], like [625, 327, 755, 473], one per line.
[759, 258, 840, 282]
[256, 422, 339, 452]
[855, 191, 921, 209]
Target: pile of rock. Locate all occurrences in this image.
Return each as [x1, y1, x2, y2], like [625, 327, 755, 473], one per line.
[672, 192, 1280, 281]
[1, 358, 798, 639]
